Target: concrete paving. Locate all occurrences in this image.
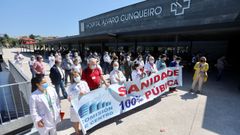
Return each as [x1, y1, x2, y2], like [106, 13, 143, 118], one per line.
[2, 48, 240, 135]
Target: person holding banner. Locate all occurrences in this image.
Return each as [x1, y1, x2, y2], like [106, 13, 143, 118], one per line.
[82, 58, 110, 90]
[169, 56, 182, 92]
[190, 56, 209, 94]
[144, 56, 157, 76]
[29, 76, 61, 135]
[156, 54, 167, 71]
[67, 71, 90, 135]
[131, 62, 145, 81]
[110, 61, 126, 85]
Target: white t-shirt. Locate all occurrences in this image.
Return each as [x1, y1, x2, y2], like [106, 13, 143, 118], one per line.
[144, 62, 157, 74]
[131, 70, 142, 81]
[71, 64, 82, 73]
[48, 56, 55, 67]
[67, 81, 90, 98]
[15, 54, 24, 64]
[110, 70, 126, 84]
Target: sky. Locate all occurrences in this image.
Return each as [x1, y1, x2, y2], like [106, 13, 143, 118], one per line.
[0, 0, 144, 37]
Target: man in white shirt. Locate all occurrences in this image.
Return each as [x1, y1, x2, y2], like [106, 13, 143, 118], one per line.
[103, 51, 112, 74]
[14, 51, 24, 67]
[48, 53, 55, 68]
[110, 62, 126, 85]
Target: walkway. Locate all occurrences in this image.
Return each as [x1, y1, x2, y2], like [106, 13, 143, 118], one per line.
[2, 48, 240, 135]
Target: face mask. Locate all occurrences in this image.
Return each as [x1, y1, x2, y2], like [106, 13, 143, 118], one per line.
[74, 76, 81, 83]
[149, 60, 154, 63]
[176, 61, 180, 64]
[41, 83, 48, 90]
[113, 66, 119, 70]
[90, 65, 96, 69]
[127, 58, 130, 61]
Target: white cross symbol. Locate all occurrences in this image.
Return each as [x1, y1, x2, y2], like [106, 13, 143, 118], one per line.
[171, 0, 191, 16]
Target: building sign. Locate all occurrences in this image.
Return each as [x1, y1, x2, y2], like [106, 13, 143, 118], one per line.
[79, 0, 240, 36]
[84, 6, 163, 30]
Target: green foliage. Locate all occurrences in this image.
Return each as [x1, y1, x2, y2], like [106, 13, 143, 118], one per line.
[0, 34, 19, 48]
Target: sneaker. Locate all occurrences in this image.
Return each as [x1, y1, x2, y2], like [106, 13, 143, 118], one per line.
[196, 90, 202, 94]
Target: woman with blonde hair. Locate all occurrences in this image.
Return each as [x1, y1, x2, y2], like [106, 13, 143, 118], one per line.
[67, 71, 90, 135]
[190, 56, 209, 94]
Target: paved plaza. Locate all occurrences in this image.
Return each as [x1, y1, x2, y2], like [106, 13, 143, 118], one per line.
[2, 48, 240, 135]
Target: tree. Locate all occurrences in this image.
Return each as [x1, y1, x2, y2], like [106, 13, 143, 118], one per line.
[29, 34, 35, 39]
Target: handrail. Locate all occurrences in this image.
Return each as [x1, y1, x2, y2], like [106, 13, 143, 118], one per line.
[0, 81, 30, 88]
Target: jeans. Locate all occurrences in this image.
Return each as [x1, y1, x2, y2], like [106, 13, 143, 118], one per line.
[103, 62, 111, 74]
[54, 80, 68, 98]
[30, 67, 35, 78]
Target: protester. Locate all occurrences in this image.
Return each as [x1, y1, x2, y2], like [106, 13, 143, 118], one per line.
[48, 53, 55, 68]
[82, 58, 109, 90]
[135, 55, 145, 69]
[14, 51, 24, 67]
[62, 54, 73, 85]
[29, 55, 36, 78]
[86, 52, 94, 63]
[55, 53, 62, 61]
[71, 59, 82, 76]
[110, 62, 126, 85]
[111, 54, 119, 69]
[96, 57, 103, 74]
[190, 56, 209, 94]
[144, 56, 157, 76]
[33, 55, 45, 78]
[73, 52, 82, 64]
[50, 59, 68, 98]
[123, 55, 133, 81]
[103, 51, 112, 74]
[29, 76, 61, 135]
[169, 57, 182, 92]
[67, 71, 90, 135]
[215, 56, 226, 81]
[156, 54, 167, 71]
[131, 62, 145, 81]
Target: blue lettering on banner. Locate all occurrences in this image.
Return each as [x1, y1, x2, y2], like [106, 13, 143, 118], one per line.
[79, 101, 114, 127]
[119, 95, 144, 111]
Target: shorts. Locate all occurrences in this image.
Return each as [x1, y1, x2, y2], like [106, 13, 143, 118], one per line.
[70, 107, 80, 122]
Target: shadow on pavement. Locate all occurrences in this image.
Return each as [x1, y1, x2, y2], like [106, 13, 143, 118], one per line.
[201, 71, 240, 135]
[57, 119, 72, 131]
[180, 92, 198, 101]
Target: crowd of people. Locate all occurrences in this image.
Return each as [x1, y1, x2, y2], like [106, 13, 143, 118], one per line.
[24, 49, 212, 135]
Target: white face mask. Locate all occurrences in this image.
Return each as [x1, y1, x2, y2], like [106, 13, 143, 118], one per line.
[113, 66, 119, 70]
[90, 65, 96, 69]
[127, 58, 130, 61]
[176, 61, 180, 64]
[74, 76, 81, 83]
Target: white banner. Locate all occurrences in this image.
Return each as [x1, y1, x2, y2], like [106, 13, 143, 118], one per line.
[71, 67, 182, 134]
